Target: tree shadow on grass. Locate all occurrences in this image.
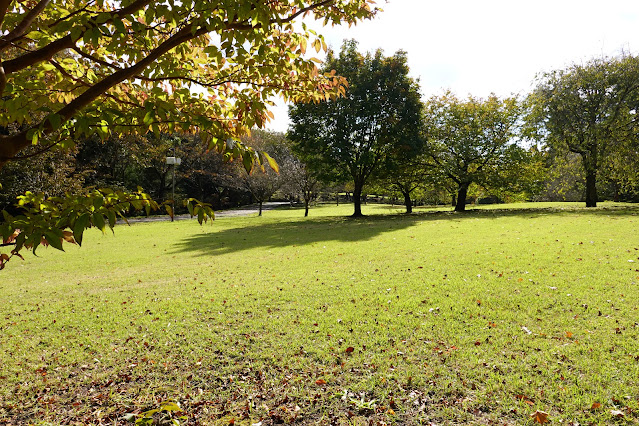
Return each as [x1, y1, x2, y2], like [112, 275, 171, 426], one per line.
[172, 204, 639, 256]
[172, 213, 424, 256]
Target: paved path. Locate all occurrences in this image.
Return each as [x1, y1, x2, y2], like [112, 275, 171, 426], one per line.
[124, 201, 290, 223]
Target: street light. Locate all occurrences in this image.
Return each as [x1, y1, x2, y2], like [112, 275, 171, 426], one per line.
[165, 156, 181, 221]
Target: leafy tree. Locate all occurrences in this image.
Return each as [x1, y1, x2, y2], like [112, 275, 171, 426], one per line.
[373, 155, 431, 214]
[240, 130, 288, 216]
[423, 92, 522, 212]
[0, 1, 377, 267]
[279, 155, 321, 216]
[0, 146, 85, 211]
[289, 39, 423, 216]
[529, 55, 639, 207]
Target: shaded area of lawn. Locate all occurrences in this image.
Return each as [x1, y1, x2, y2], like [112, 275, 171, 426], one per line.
[173, 203, 639, 257]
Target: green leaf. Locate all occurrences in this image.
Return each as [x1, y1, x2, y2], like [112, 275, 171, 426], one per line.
[143, 110, 154, 126]
[160, 401, 181, 412]
[73, 213, 90, 246]
[107, 210, 116, 229]
[44, 231, 64, 251]
[92, 212, 106, 232]
[93, 196, 104, 210]
[242, 151, 254, 173]
[48, 114, 62, 131]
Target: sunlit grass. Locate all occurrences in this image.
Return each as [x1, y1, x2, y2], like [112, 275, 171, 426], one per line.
[1, 202, 638, 425]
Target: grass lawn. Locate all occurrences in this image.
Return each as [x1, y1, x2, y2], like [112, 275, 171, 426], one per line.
[1, 202, 639, 425]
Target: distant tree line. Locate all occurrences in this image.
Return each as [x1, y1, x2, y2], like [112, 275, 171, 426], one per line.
[2, 41, 639, 219]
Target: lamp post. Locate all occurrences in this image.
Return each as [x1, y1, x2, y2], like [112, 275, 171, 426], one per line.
[165, 156, 181, 221]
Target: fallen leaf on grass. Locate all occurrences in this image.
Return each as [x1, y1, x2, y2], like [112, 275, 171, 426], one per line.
[345, 347, 354, 353]
[515, 394, 534, 405]
[530, 410, 549, 424]
[591, 402, 601, 410]
[611, 409, 625, 418]
[315, 379, 326, 385]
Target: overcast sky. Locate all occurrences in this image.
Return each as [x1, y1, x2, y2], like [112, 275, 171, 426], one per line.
[264, 0, 639, 132]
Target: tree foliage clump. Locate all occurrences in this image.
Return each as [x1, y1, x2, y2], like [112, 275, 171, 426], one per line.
[0, 0, 377, 169]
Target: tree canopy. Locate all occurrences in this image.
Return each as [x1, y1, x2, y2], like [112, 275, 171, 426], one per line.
[288, 39, 423, 217]
[0, 0, 377, 170]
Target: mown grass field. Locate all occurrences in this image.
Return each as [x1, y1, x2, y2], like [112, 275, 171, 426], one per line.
[1, 202, 639, 425]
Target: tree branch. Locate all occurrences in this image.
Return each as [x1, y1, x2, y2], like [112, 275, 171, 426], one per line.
[3, 0, 153, 75]
[0, 0, 11, 30]
[0, 0, 51, 53]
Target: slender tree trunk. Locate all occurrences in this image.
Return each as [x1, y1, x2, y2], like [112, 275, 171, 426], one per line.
[585, 171, 597, 207]
[304, 199, 309, 217]
[402, 190, 413, 214]
[352, 183, 364, 217]
[258, 200, 263, 216]
[455, 182, 470, 212]
[451, 194, 456, 207]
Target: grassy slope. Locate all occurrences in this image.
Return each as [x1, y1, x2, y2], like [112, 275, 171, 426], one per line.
[1, 202, 638, 425]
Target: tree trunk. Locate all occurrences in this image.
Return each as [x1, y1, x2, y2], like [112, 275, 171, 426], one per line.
[455, 182, 470, 212]
[258, 200, 263, 216]
[402, 190, 413, 214]
[0, 131, 31, 170]
[352, 183, 364, 217]
[304, 199, 309, 217]
[585, 171, 598, 207]
[451, 194, 456, 207]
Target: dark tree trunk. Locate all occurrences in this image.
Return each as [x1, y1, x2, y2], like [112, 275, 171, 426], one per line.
[455, 182, 470, 212]
[304, 200, 309, 217]
[258, 200, 263, 216]
[451, 194, 456, 207]
[402, 190, 413, 214]
[585, 171, 598, 207]
[352, 183, 364, 217]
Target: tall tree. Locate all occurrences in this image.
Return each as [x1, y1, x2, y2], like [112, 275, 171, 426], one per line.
[529, 55, 639, 207]
[423, 92, 522, 212]
[288, 39, 423, 217]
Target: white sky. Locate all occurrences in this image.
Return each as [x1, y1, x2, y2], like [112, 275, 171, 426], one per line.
[265, 0, 639, 132]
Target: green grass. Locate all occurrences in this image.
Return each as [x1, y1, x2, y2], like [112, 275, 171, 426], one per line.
[1, 202, 639, 425]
